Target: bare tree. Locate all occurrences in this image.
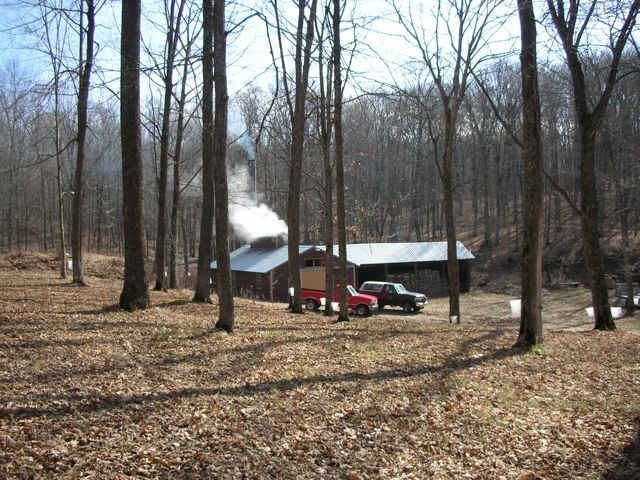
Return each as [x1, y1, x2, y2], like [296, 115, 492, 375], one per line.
[212, 0, 234, 332]
[316, 5, 335, 316]
[395, 0, 504, 323]
[516, 0, 544, 347]
[546, 0, 640, 330]
[152, 0, 187, 291]
[332, 0, 348, 322]
[193, 0, 215, 304]
[168, 27, 199, 289]
[273, 0, 319, 313]
[39, 1, 69, 278]
[119, 0, 150, 311]
[71, 0, 97, 285]
[0, 64, 36, 255]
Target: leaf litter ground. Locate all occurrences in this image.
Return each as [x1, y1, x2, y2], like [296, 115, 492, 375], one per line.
[0, 254, 639, 479]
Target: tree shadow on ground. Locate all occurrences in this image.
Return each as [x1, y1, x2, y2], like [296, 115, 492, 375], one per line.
[0, 335, 519, 420]
[8, 337, 109, 350]
[601, 429, 640, 479]
[372, 309, 423, 317]
[1, 282, 73, 289]
[74, 305, 121, 315]
[153, 299, 195, 308]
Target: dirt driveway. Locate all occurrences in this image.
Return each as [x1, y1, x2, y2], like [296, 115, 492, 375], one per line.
[374, 286, 640, 335]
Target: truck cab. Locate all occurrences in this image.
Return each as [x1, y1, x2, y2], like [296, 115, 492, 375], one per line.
[358, 281, 427, 313]
[300, 284, 378, 317]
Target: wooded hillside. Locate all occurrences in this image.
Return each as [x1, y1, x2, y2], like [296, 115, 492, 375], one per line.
[1, 1, 638, 287]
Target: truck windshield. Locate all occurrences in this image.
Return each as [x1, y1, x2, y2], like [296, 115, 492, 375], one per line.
[395, 284, 407, 293]
[347, 286, 357, 296]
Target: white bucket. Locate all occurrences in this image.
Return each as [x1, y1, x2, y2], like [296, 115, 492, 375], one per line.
[586, 306, 623, 318]
[331, 302, 339, 311]
[509, 299, 521, 319]
[611, 307, 623, 319]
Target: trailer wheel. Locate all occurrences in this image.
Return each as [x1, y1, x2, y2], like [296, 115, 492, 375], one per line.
[305, 298, 319, 311]
[356, 304, 369, 317]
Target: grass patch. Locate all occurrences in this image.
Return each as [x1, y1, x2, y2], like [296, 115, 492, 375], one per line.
[528, 344, 553, 356]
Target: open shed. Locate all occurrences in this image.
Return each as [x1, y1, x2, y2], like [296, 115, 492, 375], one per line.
[319, 241, 474, 297]
[211, 238, 474, 301]
[210, 237, 355, 302]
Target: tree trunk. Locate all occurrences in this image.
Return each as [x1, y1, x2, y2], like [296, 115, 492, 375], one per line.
[168, 167, 180, 289]
[285, 0, 318, 314]
[168, 43, 190, 290]
[317, 18, 334, 317]
[617, 186, 635, 317]
[412, 122, 424, 241]
[545, 0, 640, 330]
[482, 147, 491, 249]
[193, 0, 215, 304]
[580, 131, 614, 330]
[72, 0, 95, 286]
[212, 0, 234, 332]
[333, 0, 348, 322]
[41, 167, 48, 252]
[181, 213, 191, 278]
[53, 74, 66, 278]
[516, 0, 544, 347]
[119, 0, 150, 311]
[442, 106, 460, 323]
[154, 0, 185, 291]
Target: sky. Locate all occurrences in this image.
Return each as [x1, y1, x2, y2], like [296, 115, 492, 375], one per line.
[0, 0, 523, 97]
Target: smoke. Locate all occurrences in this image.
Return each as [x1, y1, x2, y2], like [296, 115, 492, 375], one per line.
[228, 165, 288, 243]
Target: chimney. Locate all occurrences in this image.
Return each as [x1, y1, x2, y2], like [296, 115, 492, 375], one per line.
[249, 235, 286, 249]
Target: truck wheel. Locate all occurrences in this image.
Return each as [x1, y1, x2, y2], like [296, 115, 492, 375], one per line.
[402, 302, 413, 313]
[305, 298, 318, 311]
[378, 303, 385, 310]
[356, 304, 369, 317]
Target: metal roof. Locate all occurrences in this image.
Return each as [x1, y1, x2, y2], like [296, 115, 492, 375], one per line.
[211, 241, 474, 273]
[210, 245, 316, 273]
[318, 241, 474, 266]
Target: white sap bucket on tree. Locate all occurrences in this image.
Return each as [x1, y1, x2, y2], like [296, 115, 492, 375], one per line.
[585, 306, 623, 318]
[320, 298, 339, 311]
[509, 299, 521, 319]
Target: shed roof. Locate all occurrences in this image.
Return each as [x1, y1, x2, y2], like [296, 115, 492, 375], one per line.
[212, 241, 474, 273]
[210, 245, 316, 274]
[319, 241, 474, 266]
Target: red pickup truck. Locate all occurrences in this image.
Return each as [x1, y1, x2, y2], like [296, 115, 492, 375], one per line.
[300, 285, 378, 317]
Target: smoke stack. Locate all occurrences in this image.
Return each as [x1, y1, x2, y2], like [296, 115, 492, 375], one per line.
[249, 235, 287, 249]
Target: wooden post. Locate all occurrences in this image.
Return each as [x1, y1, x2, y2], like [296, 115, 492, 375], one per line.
[270, 270, 274, 302]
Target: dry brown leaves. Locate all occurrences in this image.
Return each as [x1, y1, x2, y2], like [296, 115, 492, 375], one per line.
[0, 255, 639, 479]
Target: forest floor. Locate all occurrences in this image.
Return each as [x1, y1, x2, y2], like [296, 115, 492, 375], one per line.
[1, 253, 639, 479]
